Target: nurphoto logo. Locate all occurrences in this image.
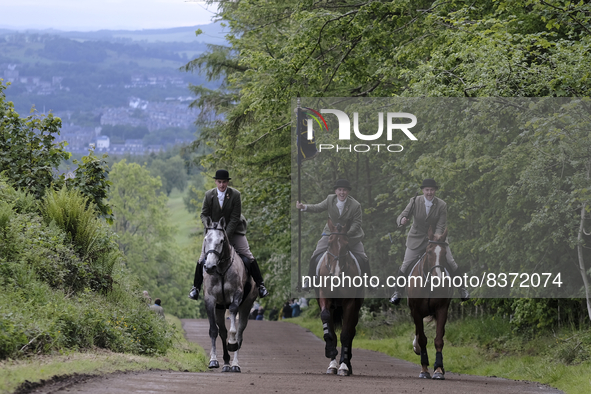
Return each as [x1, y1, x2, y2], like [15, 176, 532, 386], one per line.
[305, 109, 418, 153]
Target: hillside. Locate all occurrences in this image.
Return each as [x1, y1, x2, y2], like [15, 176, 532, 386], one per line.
[0, 24, 223, 114]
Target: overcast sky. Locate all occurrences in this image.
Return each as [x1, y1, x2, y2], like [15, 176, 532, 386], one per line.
[0, 0, 218, 31]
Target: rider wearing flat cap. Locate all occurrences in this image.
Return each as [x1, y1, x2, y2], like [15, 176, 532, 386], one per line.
[389, 178, 469, 305]
[296, 179, 370, 290]
[189, 169, 269, 300]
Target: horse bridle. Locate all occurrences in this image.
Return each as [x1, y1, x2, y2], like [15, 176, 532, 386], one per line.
[204, 227, 233, 276]
[321, 231, 349, 276]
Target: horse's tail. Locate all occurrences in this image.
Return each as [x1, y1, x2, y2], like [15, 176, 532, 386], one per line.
[332, 306, 343, 329]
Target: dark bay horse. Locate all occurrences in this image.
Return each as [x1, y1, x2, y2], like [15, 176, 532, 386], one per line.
[407, 226, 453, 379]
[201, 216, 258, 372]
[316, 218, 364, 376]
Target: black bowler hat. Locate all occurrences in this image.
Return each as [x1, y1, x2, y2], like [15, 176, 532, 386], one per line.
[213, 169, 231, 180]
[420, 179, 438, 189]
[333, 179, 352, 191]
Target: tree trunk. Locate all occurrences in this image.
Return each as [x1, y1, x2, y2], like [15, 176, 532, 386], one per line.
[577, 161, 591, 321]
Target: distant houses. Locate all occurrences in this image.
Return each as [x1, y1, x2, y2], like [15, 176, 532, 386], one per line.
[93, 138, 165, 155]
[2, 62, 198, 155]
[1, 63, 193, 98]
[100, 96, 197, 132]
[96, 135, 110, 149]
[56, 125, 170, 155]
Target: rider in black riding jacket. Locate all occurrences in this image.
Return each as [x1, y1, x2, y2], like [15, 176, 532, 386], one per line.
[188, 169, 268, 300]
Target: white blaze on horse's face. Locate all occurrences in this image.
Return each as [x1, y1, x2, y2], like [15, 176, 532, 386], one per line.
[434, 245, 442, 277]
[203, 226, 225, 273]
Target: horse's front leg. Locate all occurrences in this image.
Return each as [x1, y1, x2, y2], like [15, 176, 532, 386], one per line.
[227, 309, 238, 351]
[204, 297, 220, 369]
[224, 310, 241, 372]
[338, 298, 363, 376]
[319, 297, 338, 374]
[411, 307, 430, 379]
[236, 297, 252, 352]
[215, 307, 232, 372]
[432, 304, 450, 380]
[227, 289, 243, 352]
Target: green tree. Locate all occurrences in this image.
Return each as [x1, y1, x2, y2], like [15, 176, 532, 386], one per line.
[149, 156, 188, 196]
[109, 160, 201, 318]
[185, 1, 591, 319]
[66, 149, 113, 222]
[0, 82, 69, 198]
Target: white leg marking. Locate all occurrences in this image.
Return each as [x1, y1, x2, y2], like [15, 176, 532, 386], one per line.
[327, 359, 338, 374]
[232, 350, 240, 367]
[413, 335, 420, 355]
[228, 312, 237, 345]
[210, 337, 217, 361]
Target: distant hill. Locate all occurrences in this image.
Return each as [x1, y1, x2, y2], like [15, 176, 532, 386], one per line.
[0, 23, 228, 45]
[0, 24, 224, 114]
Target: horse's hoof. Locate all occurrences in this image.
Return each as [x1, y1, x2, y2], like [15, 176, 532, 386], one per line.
[419, 371, 431, 379]
[432, 372, 445, 380]
[327, 359, 338, 374]
[231, 366, 241, 373]
[208, 360, 219, 369]
[227, 342, 239, 352]
[337, 368, 352, 376]
[221, 365, 231, 372]
[337, 362, 351, 376]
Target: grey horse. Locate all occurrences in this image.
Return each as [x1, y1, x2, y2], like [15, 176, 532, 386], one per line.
[201, 216, 258, 372]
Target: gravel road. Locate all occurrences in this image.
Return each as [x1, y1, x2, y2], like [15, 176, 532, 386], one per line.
[23, 318, 562, 394]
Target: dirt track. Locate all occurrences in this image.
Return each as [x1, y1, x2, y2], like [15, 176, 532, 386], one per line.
[26, 319, 563, 393]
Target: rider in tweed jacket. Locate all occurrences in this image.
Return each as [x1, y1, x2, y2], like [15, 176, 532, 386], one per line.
[389, 178, 469, 305]
[296, 179, 370, 290]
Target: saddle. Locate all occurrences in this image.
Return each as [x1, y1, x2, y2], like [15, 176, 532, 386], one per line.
[314, 250, 368, 277]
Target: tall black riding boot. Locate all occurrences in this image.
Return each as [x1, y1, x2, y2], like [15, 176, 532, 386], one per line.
[245, 258, 269, 298]
[389, 268, 407, 305]
[359, 256, 371, 278]
[188, 260, 204, 300]
[302, 254, 321, 291]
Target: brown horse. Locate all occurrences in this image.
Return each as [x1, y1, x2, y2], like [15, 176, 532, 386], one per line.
[315, 218, 364, 376]
[407, 226, 453, 380]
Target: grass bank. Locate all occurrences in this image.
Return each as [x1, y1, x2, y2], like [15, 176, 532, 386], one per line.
[287, 304, 591, 394]
[0, 315, 208, 394]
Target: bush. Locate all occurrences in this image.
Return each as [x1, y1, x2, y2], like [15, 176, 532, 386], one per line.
[40, 186, 121, 293]
[0, 178, 174, 360]
[0, 281, 173, 359]
[0, 83, 176, 360]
